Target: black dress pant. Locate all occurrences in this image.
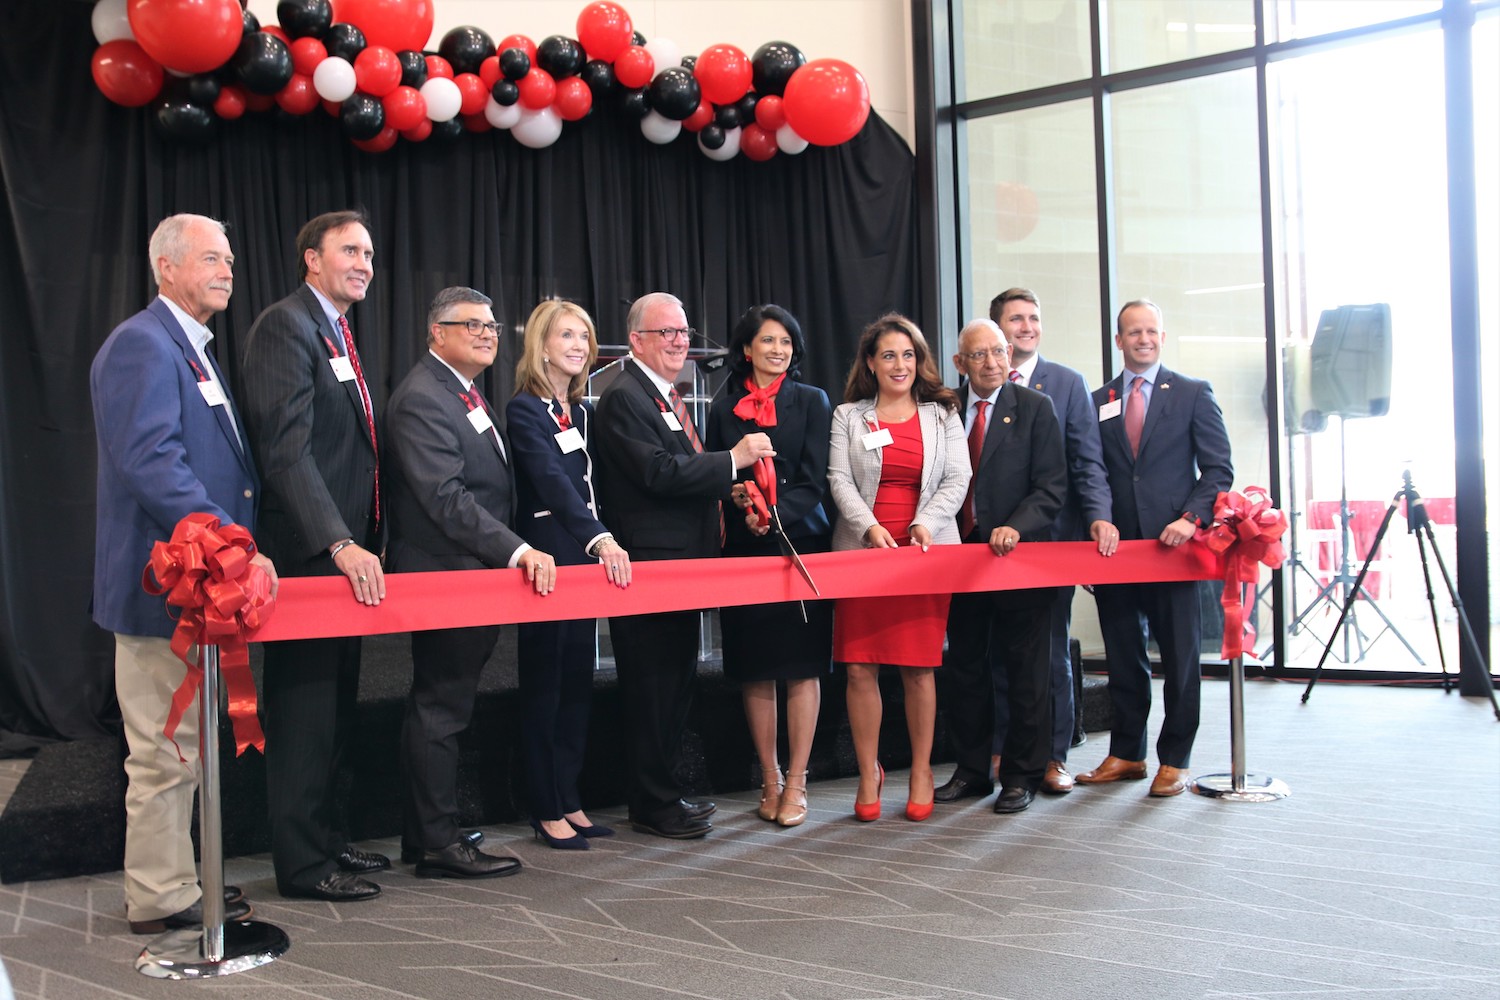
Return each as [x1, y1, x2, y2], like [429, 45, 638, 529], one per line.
[517, 617, 596, 820]
[1093, 579, 1202, 767]
[608, 609, 699, 820]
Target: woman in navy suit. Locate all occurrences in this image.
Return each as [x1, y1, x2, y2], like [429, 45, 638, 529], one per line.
[706, 305, 833, 827]
[506, 300, 632, 849]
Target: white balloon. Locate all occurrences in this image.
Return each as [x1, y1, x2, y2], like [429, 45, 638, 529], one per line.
[512, 106, 563, 148]
[420, 76, 462, 122]
[639, 110, 681, 145]
[643, 37, 682, 74]
[699, 126, 741, 162]
[91, 0, 134, 45]
[313, 57, 357, 103]
[776, 124, 809, 155]
[484, 96, 522, 130]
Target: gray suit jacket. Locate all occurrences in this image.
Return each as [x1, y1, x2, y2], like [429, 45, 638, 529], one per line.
[827, 398, 970, 552]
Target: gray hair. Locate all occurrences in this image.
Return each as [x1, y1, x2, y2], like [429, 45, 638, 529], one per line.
[148, 214, 226, 286]
[625, 291, 684, 335]
[958, 318, 1005, 351]
[426, 286, 493, 343]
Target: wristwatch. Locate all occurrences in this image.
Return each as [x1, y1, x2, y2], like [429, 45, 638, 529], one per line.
[1180, 511, 1202, 527]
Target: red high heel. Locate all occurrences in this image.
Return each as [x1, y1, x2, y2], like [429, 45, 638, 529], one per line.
[854, 762, 884, 822]
[906, 773, 934, 822]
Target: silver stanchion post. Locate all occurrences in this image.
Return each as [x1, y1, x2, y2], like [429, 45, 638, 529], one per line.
[1191, 655, 1290, 802]
[137, 645, 290, 978]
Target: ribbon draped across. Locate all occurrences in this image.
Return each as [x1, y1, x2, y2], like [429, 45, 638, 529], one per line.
[142, 512, 276, 758]
[1195, 487, 1289, 659]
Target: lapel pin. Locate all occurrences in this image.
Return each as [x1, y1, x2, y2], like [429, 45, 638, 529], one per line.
[1002, 416, 1012, 424]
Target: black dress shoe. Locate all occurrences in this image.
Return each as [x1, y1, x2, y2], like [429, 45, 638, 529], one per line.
[337, 846, 391, 873]
[129, 896, 252, 934]
[934, 775, 994, 803]
[1071, 728, 1088, 748]
[223, 885, 244, 905]
[631, 813, 712, 839]
[281, 871, 381, 902]
[993, 786, 1035, 814]
[400, 829, 483, 863]
[414, 841, 523, 879]
[679, 799, 716, 820]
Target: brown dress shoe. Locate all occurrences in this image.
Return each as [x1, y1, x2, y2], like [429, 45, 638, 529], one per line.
[1075, 756, 1148, 783]
[1149, 765, 1188, 797]
[1042, 760, 1074, 794]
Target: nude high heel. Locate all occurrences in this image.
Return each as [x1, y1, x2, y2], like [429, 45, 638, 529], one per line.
[777, 771, 808, 827]
[758, 767, 784, 822]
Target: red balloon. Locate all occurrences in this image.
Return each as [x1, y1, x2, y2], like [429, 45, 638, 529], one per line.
[576, 2, 632, 63]
[497, 34, 537, 64]
[91, 40, 164, 107]
[740, 122, 778, 162]
[245, 91, 276, 112]
[275, 72, 320, 114]
[127, 0, 243, 74]
[354, 45, 401, 97]
[613, 45, 654, 89]
[424, 54, 452, 79]
[754, 94, 786, 131]
[517, 67, 556, 110]
[694, 43, 751, 106]
[683, 99, 713, 133]
[321, 98, 342, 116]
[460, 111, 491, 133]
[478, 55, 501, 89]
[289, 36, 327, 76]
[381, 84, 425, 130]
[352, 125, 399, 152]
[553, 76, 592, 121]
[454, 72, 487, 115]
[331, 0, 434, 52]
[782, 58, 870, 146]
[400, 118, 432, 142]
[262, 26, 291, 46]
[213, 84, 248, 119]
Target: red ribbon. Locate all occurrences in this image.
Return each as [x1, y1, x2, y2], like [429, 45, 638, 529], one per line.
[731, 372, 785, 427]
[142, 512, 276, 759]
[1195, 487, 1288, 660]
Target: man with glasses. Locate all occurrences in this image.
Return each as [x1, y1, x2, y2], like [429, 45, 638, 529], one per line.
[595, 292, 775, 839]
[383, 286, 554, 877]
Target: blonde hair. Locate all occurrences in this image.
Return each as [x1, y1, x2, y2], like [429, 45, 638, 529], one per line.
[515, 300, 598, 404]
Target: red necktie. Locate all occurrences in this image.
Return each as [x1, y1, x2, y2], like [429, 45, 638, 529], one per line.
[1008, 370, 1023, 384]
[958, 399, 989, 538]
[1125, 375, 1145, 458]
[668, 386, 702, 453]
[338, 315, 380, 529]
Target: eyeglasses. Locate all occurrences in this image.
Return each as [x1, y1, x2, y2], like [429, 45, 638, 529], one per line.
[638, 327, 696, 342]
[962, 348, 1009, 363]
[438, 319, 501, 337]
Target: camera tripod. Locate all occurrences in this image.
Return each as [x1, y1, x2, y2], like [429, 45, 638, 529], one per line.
[1301, 471, 1500, 720]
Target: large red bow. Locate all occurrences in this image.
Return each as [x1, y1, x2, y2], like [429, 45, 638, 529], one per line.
[1195, 487, 1288, 659]
[142, 512, 275, 759]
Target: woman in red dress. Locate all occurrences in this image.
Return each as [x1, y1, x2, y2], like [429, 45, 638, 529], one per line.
[827, 315, 970, 821]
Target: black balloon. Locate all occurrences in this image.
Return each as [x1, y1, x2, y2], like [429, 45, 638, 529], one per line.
[324, 22, 366, 61]
[340, 93, 385, 140]
[735, 92, 758, 122]
[680, 55, 696, 70]
[233, 33, 294, 95]
[154, 100, 215, 142]
[498, 47, 530, 81]
[647, 66, 700, 121]
[698, 124, 725, 150]
[631, 30, 645, 46]
[277, 0, 331, 39]
[429, 117, 463, 142]
[185, 73, 222, 106]
[713, 103, 741, 129]
[536, 35, 584, 79]
[272, 107, 311, 129]
[620, 87, 649, 120]
[490, 80, 519, 107]
[751, 40, 805, 96]
[242, 9, 260, 35]
[579, 59, 616, 98]
[397, 50, 427, 88]
[439, 25, 495, 75]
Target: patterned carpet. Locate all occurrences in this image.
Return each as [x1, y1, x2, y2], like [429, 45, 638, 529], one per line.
[2, 677, 1498, 999]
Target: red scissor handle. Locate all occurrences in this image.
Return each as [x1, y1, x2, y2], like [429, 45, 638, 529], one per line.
[753, 456, 778, 508]
[743, 481, 771, 529]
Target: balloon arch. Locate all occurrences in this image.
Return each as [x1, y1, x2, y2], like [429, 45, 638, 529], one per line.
[88, 0, 873, 161]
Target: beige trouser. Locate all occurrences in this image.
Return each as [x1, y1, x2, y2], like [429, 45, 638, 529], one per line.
[115, 634, 202, 922]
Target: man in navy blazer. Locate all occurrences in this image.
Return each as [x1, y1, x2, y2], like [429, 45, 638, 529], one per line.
[594, 292, 774, 839]
[992, 288, 1118, 794]
[91, 214, 274, 933]
[1079, 299, 1233, 797]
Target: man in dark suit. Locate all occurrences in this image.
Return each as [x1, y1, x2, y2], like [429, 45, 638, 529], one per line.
[238, 210, 389, 901]
[991, 288, 1117, 794]
[1079, 299, 1233, 797]
[91, 214, 272, 933]
[936, 319, 1067, 814]
[385, 286, 554, 878]
[594, 292, 775, 839]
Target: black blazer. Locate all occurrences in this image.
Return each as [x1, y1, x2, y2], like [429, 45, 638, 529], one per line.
[238, 284, 380, 574]
[382, 354, 526, 572]
[505, 391, 609, 567]
[960, 382, 1068, 543]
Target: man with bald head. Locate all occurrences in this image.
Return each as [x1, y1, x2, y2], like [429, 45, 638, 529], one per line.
[936, 319, 1067, 814]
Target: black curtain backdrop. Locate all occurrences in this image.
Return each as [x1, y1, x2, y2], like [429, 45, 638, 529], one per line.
[0, 1, 921, 746]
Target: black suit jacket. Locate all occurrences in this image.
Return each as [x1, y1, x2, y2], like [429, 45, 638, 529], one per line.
[962, 382, 1069, 544]
[238, 284, 380, 574]
[505, 392, 608, 567]
[383, 354, 526, 572]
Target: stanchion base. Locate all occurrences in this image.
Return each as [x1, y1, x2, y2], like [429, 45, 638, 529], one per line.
[136, 920, 290, 979]
[1191, 773, 1290, 802]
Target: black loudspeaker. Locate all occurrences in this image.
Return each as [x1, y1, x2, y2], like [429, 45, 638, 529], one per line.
[1309, 303, 1392, 418]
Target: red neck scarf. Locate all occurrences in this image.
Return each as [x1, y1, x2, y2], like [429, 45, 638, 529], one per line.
[733, 372, 786, 427]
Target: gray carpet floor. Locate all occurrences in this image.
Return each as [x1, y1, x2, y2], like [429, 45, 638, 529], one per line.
[2, 677, 1498, 999]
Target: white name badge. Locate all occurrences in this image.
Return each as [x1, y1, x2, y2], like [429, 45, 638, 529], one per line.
[662, 410, 683, 432]
[197, 380, 227, 407]
[1098, 398, 1122, 421]
[862, 427, 894, 450]
[467, 406, 495, 434]
[329, 356, 356, 382]
[555, 426, 584, 454]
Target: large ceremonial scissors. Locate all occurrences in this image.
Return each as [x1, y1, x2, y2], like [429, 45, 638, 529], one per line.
[744, 456, 821, 614]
